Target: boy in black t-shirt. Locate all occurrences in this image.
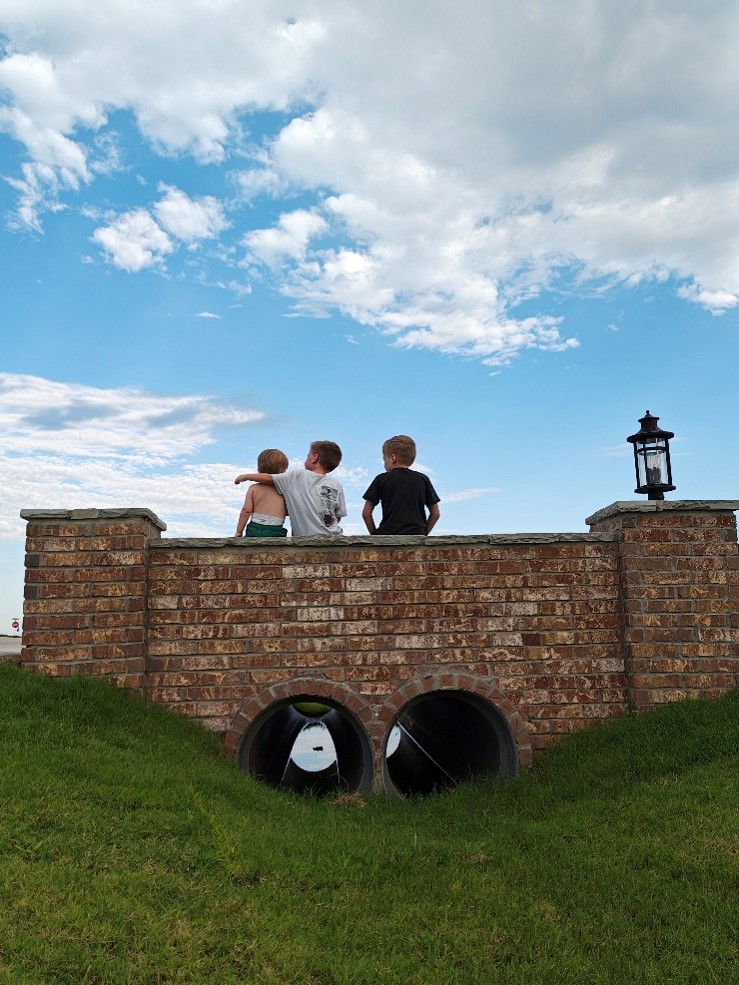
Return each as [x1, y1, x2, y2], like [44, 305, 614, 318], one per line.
[362, 435, 441, 535]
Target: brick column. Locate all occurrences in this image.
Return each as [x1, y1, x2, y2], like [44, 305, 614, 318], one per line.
[586, 500, 739, 710]
[20, 508, 166, 691]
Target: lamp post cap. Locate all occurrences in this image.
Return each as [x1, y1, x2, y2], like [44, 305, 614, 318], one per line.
[627, 410, 674, 443]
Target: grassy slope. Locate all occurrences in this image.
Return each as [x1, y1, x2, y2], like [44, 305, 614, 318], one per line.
[0, 665, 737, 985]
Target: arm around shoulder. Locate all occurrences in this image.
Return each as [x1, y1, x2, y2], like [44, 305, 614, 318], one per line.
[234, 472, 276, 486]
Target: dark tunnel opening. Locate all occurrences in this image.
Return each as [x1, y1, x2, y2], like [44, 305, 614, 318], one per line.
[238, 698, 373, 796]
[384, 690, 519, 796]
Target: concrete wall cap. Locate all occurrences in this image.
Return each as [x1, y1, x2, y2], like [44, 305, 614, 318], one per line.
[585, 499, 739, 526]
[149, 531, 615, 550]
[20, 507, 167, 531]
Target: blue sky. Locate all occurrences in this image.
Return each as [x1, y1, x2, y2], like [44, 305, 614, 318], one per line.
[2, 0, 739, 633]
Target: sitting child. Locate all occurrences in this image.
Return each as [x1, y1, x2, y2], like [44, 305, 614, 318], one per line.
[235, 448, 289, 537]
[362, 434, 440, 535]
[235, 440, 346, 536]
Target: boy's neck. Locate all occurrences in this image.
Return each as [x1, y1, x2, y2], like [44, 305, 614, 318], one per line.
[306, 463, 329, 476]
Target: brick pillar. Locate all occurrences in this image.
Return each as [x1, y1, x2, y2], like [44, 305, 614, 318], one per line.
[20, 508, 166, 691]
[586, 500, 739, 710]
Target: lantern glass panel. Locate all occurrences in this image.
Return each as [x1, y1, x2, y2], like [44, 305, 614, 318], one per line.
[636, 441, 667, 487]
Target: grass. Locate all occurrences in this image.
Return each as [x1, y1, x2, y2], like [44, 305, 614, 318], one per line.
[0, 664, 737, 984]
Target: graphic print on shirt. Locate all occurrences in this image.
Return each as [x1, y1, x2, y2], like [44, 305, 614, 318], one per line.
[319, 485, 341, 529]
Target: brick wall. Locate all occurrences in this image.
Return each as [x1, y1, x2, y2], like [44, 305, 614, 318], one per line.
[586, 500, 739, 709]
[144, 533, 624, 752]
[19, 501, 739, 791]
[21, 509, 165, 692]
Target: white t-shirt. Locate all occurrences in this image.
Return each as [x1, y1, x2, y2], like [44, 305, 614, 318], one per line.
[273, 470, 346, 536]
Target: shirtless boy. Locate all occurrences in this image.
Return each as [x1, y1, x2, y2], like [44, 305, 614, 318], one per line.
[235, 448, 289, 537]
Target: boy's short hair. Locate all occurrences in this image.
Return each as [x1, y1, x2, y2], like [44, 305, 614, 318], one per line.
[383, 434, 416, 466]
[257, 448, 289, 474]
[310, 440, 342, 472]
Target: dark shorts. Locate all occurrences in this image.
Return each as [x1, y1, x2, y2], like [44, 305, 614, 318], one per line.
[245, 521, 288, 538]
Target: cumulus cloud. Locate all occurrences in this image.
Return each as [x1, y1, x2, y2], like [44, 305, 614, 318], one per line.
[244, 208, 328, 267]
[153, 184, 229, 242]
[92, 208, 173, 271]
[3, 1, 739, 361]
[91, 185, 229, 269]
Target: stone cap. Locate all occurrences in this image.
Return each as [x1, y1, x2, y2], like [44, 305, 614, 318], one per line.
[585, 499, 739, 526]
[151, 531, 616, 550]
[20, 507, 168, 531]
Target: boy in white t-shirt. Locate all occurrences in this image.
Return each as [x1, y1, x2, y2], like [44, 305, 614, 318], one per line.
[235, 440, 346, 536]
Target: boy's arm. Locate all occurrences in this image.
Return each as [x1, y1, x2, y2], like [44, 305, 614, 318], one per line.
[234, 472, 276, 486]
[362, 500, 377, 534]
[236, 486, 256, 536]
[426, 502, 440, 535]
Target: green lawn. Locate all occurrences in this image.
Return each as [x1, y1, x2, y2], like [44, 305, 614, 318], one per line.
[1, 664, 737, 984]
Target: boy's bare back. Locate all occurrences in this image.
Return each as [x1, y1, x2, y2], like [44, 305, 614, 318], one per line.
[248, 482, 288, 519]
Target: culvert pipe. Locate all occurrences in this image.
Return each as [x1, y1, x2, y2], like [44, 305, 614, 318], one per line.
[384, 690, 519, 796]
[238, 698, 373, 796]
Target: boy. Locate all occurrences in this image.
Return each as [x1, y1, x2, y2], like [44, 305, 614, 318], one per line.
[235, 448, 289, 538]
[362, 435, 440, 535]
[235, 440, 346, 536]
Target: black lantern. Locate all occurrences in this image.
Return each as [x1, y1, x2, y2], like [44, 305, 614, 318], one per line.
[627, 410, 675, 500]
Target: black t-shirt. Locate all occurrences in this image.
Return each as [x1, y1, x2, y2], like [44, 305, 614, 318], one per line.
[362, 468, 440, 535]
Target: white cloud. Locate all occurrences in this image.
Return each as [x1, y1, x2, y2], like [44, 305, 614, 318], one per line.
[92, 208, 173, 271]
[153, 184, 229, 242]
[0, 373, 269, 541]
[1, 453, 246, 541]
[196, 310, 221, 319]
[4, 1, 739, 360]
[235, 164, 285, 201]
[0, 372, 264, 458]
[91, 185, 229, 269]
[442, 487, 501, 504]
[244, 208, 328, 267]
[4, 160, 66, 231]
[676, 284, 739, 313]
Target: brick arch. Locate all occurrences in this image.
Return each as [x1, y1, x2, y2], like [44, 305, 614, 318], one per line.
[223, 677, 378, 754]
[377, 671, 532, 769]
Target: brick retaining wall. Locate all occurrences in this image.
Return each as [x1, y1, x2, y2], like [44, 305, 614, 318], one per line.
[19, 501, 739, 791]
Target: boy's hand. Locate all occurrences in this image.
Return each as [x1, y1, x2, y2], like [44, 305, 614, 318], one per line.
[235, 474, 248, 485]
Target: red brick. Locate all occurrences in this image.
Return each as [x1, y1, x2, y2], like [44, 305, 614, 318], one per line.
[20, 506, 739, 777]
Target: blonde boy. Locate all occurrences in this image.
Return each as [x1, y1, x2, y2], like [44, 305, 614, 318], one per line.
[236, 448, 289, 537]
